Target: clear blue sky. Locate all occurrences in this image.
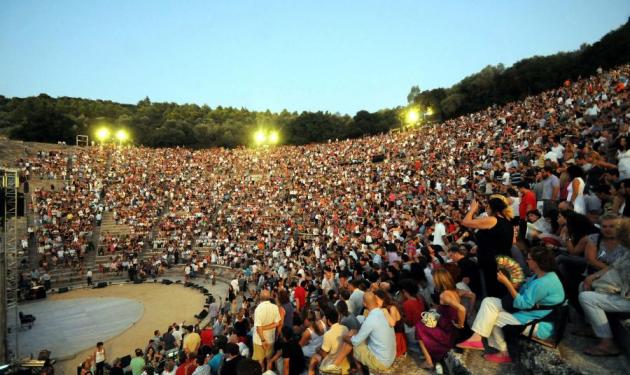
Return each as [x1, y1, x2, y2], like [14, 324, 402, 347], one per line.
[1, 1, 629, 114]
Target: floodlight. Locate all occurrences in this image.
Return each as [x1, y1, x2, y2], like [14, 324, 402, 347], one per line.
[269, 131, 279, 144]
[115, 129, 129, 142]
[406, 109, 419, 124]
[426, 107, 434, 116]
[254, 130, 266, 145]
[96, 127, 110, 142]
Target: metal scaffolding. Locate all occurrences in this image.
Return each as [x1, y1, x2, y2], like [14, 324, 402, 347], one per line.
[1, 168, 19, 362]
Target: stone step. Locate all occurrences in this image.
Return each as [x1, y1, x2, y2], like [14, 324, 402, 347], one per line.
[444, 313, 630, 375]
[29, 178, 67, 192]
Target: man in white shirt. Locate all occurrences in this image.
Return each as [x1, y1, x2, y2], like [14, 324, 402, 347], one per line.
[230, 277, 240, 293]
[432, 216, 447, 248]
[252, 290, 281, 369]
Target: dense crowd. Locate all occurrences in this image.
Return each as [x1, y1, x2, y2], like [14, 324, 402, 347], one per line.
[11, 64, 630, 373]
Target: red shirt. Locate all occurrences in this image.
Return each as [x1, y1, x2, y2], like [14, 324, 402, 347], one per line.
[200, 328, 214, 347]
[402, 297, 425, 326]
[175, 359, 197, 375]
[294, 286, 306, 310]
[519, 189, 537, 218]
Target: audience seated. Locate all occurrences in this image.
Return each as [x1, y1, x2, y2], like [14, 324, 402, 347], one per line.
[8, 64, 630, 372]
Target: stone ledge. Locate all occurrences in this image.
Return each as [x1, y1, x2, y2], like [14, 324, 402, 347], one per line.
[609, 312, 630, 359]
[444, 351, 473, 375]
[509, 338, 582, 375]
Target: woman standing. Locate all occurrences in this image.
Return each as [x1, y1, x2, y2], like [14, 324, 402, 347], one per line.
[462, 195, 514, 297]
[93, 342, 106, 375]
[278, 289, 294, 330]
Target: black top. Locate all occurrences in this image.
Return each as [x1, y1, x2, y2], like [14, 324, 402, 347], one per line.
[275, 339, 305, 375]
[457, 257, 482, 296]
[220, 356, 242, 375]
[162, 332, 176, 350]
[475, 216, 513, 265]
[233, 319, 250, 337]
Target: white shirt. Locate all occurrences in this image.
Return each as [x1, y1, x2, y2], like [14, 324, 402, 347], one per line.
[502, 172, 511, 186]
[618, 149, 630, 180]
[432, 222, 446, 247]
[230, 278, 239, 292]
[253, 301, 281, 345]
[544, 151, 558, 163]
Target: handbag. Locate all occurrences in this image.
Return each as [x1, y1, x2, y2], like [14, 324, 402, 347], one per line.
[420, 310, 441, 328]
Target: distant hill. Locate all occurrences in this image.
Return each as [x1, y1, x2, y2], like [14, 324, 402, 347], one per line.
[407, 18, 630, 120]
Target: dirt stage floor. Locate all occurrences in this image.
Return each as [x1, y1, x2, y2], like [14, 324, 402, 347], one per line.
[50, 282, 211, 375]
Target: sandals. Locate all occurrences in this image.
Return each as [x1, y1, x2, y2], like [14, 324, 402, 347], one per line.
[456, 339, 484, 350]
[484, 353, 512, 363]
[583, 346, 621, 357]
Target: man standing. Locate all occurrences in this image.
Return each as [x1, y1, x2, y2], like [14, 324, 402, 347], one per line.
[87, 269, 93, 286]
[431, 216, 448, 249]
[321, 267, 335, 296]
[293, 281, 307, 313]
[252, 289, 281, 370]
[540, 166, 560, 215]
[230, 277, 240, 294]
[183, 325, 201, 355]
[163, 326, 177, 351]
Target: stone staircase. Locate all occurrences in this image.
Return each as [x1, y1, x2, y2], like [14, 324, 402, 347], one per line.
[98, 212, 131, 240]
[24, 192, 40, 271]
[93, 212, 131, 268]
[28, 177, 67, 193]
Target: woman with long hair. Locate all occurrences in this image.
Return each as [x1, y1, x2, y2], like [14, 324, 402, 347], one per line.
[462, 194, 514, 297]
[374, 289, 406, 359]
[556, 209, 600, 310]
[416, 269, 467, 369]
[278, 289, 294, 329]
